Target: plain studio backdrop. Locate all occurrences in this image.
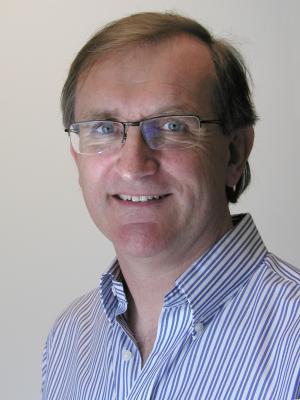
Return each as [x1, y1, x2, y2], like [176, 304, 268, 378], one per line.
[0, 0, 299, 398]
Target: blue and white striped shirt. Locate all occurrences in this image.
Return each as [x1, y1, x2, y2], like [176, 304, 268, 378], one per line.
[42, 214, 300, 399]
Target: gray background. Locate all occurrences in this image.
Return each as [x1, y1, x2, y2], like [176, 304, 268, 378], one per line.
[1, 0, 299, 398]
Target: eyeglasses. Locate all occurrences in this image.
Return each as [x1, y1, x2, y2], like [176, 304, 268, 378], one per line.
[65, 114, 222, 155]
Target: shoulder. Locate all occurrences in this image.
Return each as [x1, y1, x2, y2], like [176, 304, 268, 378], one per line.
[47, 287, 107, 344]
[263, 253, 300, 287]
[42, 288, 112, 396]
[255, 253, 300, 313]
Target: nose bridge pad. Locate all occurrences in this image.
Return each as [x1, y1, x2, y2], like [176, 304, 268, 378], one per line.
[121, 123, 129, 144]
[122, 122, 146, 146]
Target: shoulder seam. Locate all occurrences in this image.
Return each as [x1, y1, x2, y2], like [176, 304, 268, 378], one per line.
[264, 253, 300, 286]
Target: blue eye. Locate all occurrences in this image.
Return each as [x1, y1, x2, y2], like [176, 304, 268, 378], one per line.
[92, 122, 116, 135]
[163, 120, 184, 132]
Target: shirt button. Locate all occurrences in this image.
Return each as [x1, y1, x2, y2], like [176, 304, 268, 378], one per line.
[112, 286, 117, 296]
[122, 349, 133, 361]
[195, 322, 204, 334]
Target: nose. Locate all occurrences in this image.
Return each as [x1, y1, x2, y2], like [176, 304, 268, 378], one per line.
[115, 126, 159, 181]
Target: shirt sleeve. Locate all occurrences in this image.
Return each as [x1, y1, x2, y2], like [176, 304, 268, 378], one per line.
[41, 331, 52, 399]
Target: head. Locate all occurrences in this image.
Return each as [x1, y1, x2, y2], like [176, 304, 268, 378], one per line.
[62, 12, 255, 265]
[62, 12, 257, 203]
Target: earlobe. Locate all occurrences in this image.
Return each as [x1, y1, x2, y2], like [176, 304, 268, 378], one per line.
[226, 126, 254, 188]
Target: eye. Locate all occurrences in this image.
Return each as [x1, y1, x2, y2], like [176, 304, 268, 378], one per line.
[92, 121, 116, 135]
[162, 119, 185, 133]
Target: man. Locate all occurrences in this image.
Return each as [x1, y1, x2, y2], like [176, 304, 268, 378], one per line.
[42, 12, 299, 399]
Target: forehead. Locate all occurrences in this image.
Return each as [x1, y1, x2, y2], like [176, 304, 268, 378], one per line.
[75, 35, 216, 120]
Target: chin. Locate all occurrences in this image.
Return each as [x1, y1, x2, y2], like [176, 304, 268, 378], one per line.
[111, 222, 170, 258]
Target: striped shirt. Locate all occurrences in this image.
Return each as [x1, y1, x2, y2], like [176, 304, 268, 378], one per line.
[42, 214, 300, 399]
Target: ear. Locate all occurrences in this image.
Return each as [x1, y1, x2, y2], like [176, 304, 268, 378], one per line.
[226, 126, 254, 188]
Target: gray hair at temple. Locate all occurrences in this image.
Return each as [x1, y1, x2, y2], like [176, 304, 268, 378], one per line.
[61, 11, 257, 203]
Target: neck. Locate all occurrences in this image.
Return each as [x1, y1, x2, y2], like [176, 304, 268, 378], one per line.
[118, 248, 199, 327]
[121, 265, 176, 365]
[117, 210, 233, 299]
[115, 212, 233, 363]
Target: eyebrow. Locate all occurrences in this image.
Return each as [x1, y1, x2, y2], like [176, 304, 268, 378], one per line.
[150, 105, 201, 117]
[79, 104, 201, 122]
[79, 110, 121, 121]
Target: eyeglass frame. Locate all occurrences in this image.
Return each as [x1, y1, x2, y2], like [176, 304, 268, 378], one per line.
[64, 114, 223, 155]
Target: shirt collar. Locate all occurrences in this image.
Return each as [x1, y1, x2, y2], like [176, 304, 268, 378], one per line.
[100, 260, 127, 324]
[166, 213, 267, 330]
[100, 214, 267, 328]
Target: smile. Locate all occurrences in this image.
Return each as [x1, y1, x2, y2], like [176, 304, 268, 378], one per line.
[117, 194, 166, 202]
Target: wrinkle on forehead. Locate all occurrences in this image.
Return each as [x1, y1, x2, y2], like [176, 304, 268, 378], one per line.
[79, 102, 205, 122]
[75, 34, 216, 121]
[77, 33, 215, 88]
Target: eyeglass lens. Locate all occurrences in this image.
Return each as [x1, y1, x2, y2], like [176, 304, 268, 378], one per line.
[69, 116, 203, 154]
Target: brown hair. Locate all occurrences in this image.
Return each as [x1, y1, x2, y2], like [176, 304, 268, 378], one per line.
[61, 11, 257, 203]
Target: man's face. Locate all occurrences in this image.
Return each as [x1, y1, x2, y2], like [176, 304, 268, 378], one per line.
[73, 35, 236, 265]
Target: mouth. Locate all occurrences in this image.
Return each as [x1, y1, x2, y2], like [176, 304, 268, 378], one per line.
[114, 194, 169, 203]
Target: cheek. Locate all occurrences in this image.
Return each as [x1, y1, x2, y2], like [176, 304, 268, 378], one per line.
[175, 146, 228, 200]
[76, 159, 107, 207]
[77, 156, 108, 185]
[168, 149, 212, 184]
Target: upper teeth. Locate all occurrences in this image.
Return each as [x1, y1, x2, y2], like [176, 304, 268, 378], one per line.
[118, 194, 162, 202]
